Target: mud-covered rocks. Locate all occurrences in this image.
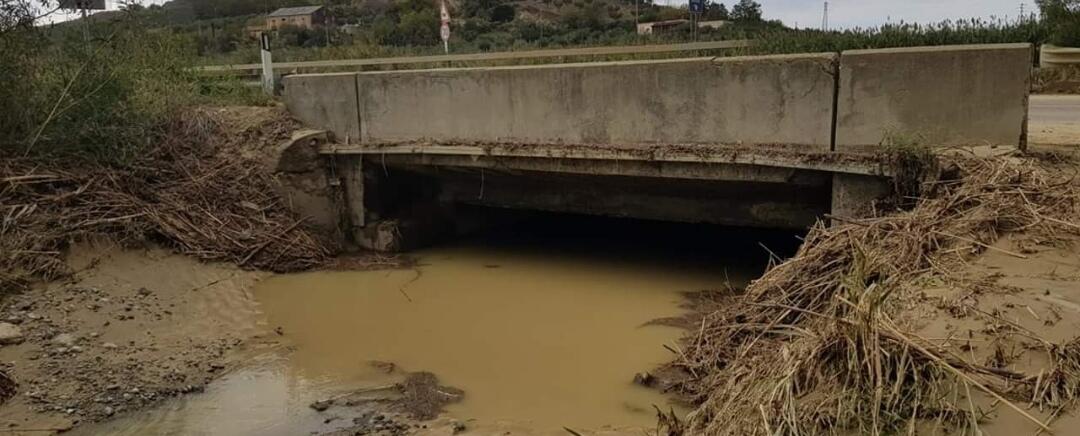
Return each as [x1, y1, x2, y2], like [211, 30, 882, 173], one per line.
[51, 333, 76, 347]
[0, 323, 25, 345]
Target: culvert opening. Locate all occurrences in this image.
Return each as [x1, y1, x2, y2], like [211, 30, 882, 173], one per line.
[448, 204, 806, 275]
[359, 166, 822, 254]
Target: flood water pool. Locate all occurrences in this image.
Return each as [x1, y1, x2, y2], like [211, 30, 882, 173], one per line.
[261, 244, 733, 429]
[77, 217, 794, 435]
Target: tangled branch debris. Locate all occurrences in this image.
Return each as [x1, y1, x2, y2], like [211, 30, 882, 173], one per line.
[668, 153, 1080, 435]
[1, 107, 332, 291]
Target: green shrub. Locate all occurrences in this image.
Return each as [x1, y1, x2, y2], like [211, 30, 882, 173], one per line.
[0, 6, 220, 163]
[194, 75, 275, 107]
[744, 18, 1050, 55]
[1038, 0, 1080, 46]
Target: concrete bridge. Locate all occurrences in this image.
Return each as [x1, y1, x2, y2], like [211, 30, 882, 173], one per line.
[276, 43, 1033, 251]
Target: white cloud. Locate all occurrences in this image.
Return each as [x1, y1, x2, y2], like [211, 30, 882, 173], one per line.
[767, 0, 1036, 29]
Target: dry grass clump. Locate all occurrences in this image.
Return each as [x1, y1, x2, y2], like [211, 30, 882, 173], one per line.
[1033, 66, 1080, 94]
[667, 153, 1080, 435]
[1, 107, 332, 291]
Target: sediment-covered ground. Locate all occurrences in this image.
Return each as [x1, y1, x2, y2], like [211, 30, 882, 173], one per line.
[0, 243, 269, 432]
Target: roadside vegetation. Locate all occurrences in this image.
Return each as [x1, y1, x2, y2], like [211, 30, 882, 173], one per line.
[20, 0, 1075, 72]
[743, 18, 1050, 55]
[1, 1, 268, 163]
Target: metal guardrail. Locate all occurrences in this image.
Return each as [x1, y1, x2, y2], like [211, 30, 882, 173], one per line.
[1041, 44, 1080, 68]
[198, 39, 754, 74]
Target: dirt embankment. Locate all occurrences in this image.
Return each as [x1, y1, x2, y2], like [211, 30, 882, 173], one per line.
[661, 152, 1080, 435]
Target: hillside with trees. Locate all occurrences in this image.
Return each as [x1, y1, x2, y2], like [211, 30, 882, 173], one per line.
[44, 0, 1080, 65]
[63, 0, 780, 62]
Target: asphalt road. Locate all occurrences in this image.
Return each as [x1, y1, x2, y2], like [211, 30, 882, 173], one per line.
[1031, 95, 1080, 124]
[1029, 95, 1080, 146]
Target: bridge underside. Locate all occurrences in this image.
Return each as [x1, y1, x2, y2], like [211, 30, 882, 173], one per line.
[318, 142, 891, 252]
[377, 164, 830, 227]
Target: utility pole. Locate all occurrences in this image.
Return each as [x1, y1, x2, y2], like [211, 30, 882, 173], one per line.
[821, 1, 828, 31]
[260, 33, 274, 95]
[634, 0, 639, 29]
[1019, 3, 1026, 23]
[440, 0, 450, 54]
[81, 7, 89, 43]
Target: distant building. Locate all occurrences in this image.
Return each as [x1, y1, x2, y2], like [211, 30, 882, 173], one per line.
[266, 6, 326, 31]
[636, 19, 728, 35]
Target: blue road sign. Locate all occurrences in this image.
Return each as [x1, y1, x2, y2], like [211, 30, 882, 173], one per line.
[688, 0, 704, 14]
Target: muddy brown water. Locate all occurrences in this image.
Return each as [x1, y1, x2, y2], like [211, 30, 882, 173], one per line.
[75, 218, 792, 435]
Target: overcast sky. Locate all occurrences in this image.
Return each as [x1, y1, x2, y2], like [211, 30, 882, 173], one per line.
[759, 0, 1036, 29]
[47, 0, 1040, 29]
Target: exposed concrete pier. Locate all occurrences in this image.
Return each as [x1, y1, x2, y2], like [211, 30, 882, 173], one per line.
[280, 44, 1033, 251]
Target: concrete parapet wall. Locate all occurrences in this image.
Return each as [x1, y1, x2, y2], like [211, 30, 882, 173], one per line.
[282, 45, 1033, 153]
[835, 43, 1033, 151]
[282, 73, 361, 143]
[352, 54, 838, 149]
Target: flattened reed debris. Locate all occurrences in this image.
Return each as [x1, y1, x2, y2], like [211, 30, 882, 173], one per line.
[666, 154, 1080, 435]
[1, 107, 332, 290]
